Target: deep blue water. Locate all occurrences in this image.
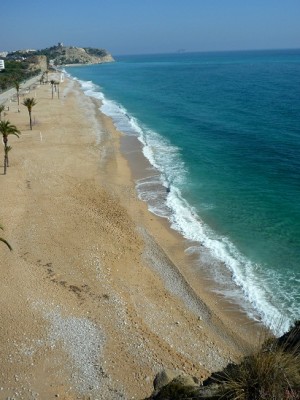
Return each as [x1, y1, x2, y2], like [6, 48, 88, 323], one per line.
[66, 49, 300, 333]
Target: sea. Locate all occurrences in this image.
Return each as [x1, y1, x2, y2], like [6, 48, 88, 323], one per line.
[65, 49, 300, 335]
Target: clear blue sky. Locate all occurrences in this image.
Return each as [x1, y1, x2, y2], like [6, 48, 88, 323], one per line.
[2, 0, 300, 55]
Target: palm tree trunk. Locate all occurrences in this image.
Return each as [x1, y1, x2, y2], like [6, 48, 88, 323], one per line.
[29, 111, 32, 130]
[4, 154, 7, 175]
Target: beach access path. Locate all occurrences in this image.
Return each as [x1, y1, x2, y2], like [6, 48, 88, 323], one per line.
[0, 76, 260, 399]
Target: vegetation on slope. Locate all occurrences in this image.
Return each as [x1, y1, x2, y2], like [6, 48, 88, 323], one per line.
[0, 60, 41, 92]
[7, 44, 114, 66]
[146, 321, 300, 399]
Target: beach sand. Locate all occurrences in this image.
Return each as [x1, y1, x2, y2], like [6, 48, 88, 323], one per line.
[0, 76, 263, 399]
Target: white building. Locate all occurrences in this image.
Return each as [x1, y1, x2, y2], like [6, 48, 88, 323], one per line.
[0, 59, 5, 70]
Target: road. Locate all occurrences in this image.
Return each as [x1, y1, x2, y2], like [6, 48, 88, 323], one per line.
[0, 74, 42, 105]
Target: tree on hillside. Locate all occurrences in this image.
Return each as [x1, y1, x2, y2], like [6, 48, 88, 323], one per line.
[0, 105, 5, 121]
[0, 120, 20, 174]
[22, 97, 37, 130]
[15, 81, 20, 105]
[0, 60, 40, 93]
[40, 70, 49, 85]
[0, 224, 12, 251]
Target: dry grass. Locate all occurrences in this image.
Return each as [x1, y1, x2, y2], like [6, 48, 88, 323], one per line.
[216, 322, 300, 400]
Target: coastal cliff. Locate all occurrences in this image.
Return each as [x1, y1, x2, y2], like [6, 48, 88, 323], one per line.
[6, 43, 115, 66]
[46, 45, 115, 65]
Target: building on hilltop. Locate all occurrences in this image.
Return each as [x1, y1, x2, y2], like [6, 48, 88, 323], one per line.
[0, 59, 5, 70]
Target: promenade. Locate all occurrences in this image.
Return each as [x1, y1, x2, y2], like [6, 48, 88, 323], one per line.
[0, 74, 42, 105]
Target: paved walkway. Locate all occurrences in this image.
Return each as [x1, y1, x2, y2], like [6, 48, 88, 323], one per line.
[0, 74, 42, 105]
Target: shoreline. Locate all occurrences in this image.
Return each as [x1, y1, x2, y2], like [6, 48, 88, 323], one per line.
[70, 68, 282, 335]
[0, 76, 265, 399]
[77, 77, 268, 365]
[119, 122, 263, 326]
[77, 77, 266, 333]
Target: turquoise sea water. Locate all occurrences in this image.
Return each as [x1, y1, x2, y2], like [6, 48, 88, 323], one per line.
[66, 50, 300, 333]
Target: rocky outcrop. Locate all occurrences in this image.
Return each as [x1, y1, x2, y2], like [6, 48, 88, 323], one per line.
[144, 322, 300, 399]
[43, 45, 114, 65]
[145, 369, 202, 400]
[27, 55, 48, 72]
[277, 320, 300, 354]
[50, 46, 115, 65]
[145, 369, 220, 399]
[7, 44, 115, 67]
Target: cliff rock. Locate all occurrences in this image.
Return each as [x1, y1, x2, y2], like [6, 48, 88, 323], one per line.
[49, 45, 115, 65]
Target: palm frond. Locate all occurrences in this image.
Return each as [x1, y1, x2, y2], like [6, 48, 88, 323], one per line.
[5, 145, 12, 155]
[0, 237, 12, 251]
[0, 120, 21, 137]
[22, 97, 37, 109]
[0, 225, 12, 250]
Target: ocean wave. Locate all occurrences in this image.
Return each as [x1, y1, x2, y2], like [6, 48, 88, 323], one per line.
[74, 75, 295, 335]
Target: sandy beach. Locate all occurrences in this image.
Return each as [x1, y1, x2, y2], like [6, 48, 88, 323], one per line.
[0, 75, 263, 399]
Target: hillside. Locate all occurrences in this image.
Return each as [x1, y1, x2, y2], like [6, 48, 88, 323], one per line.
[44, 45, 115, 65]
[7, 44, 115, 66]
[0, 56, 46, 92]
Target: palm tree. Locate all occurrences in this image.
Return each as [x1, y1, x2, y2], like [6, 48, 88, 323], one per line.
[0, 224, 12, 251]
[50, 79, 55, 99]
[0, 120, 20, 174]
[0, 105, 5, 121]
[55, 81, 60, 98]
[4, 145, 12, 174]
[22, 97, 37, 130]
[15, 81, 20, 105]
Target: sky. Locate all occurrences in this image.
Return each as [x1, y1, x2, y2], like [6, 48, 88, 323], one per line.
[2, 0, 300, 55]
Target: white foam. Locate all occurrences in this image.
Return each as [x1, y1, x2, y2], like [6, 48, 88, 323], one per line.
[137, 130, 294, 333]
[79, 79, 104, 100]
[167, 188, 295, 333]
[68, 72, 295, 335]
[136, 176, 171, 218]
